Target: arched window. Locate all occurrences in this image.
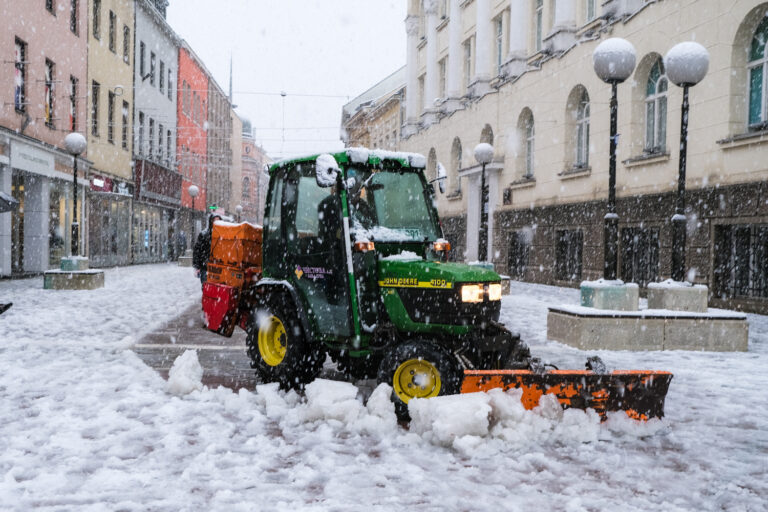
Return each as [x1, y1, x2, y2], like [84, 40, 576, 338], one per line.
[481, 124, 494, 145]
[242, 177, 250, 199]
[450, 137, 462, 193]
[427, 148, 437, 181]
[525, 118, 535, 177]
[748, 17, 768, 128]
[575, 89, 590, 168]
[645, 60, 668, 153]
[518, 109, 535, 178]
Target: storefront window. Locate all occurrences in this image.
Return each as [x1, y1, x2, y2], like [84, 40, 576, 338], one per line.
[48, 181, 69, 267]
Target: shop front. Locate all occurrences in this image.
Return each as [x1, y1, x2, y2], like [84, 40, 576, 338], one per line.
[1, 138, 86, 275]
[133, 159, 182, 263]
[88, 175, 133, 267]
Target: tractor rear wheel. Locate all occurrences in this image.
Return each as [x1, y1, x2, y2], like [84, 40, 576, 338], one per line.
[246, 294, 324, 389]
[377, 340, 462, 421]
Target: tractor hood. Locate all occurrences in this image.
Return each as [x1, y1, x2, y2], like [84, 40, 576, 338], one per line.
[377, 258, 500, 290]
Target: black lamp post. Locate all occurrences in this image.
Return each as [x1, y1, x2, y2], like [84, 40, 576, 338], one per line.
[593, 38, 637, 280]
[64, 133, 87, 257]
[474, 143, 494, 262]
[664, 42, 710, 282]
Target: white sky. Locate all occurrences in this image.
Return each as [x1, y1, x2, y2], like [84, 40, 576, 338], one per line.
[166, 0, 407, 161]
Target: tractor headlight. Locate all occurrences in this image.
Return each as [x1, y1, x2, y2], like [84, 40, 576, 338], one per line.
[488, 283, 502, 301]
[461, 284, 484, 303]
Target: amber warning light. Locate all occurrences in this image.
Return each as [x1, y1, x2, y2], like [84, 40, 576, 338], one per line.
[353, 241, 375, 252]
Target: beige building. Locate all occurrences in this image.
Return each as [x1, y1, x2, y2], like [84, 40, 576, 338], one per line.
[230, 111, 243, 217]
[86, 0, 135, 266]
[342, 66, 405, 150]
[388, 0, 768, 313]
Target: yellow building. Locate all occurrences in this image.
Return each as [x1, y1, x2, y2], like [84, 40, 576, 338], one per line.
[86, 0, 135, 266]
[386, 0, 768, 313]
[342, 66, 405, 150]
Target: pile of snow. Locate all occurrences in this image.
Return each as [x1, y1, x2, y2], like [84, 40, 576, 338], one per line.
[166, 350, 203, 396]
[409, 389, 603, 456]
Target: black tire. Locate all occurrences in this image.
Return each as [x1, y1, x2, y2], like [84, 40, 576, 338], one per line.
[246, 294, 323, 389]
[377, 340, 462, 421]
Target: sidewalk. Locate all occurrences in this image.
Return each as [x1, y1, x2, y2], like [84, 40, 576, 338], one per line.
[132, 303, 257, 390]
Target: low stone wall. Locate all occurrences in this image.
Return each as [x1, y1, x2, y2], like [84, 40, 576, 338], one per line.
[547, 307, 749, 352]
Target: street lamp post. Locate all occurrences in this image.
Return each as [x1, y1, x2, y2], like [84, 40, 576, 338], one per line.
[664, 42, 710, 282]
[474, 143, 494, 262]
[592, 38, 637, 280]
[188, 184, 200, 242]
[64, 133, 87, 257]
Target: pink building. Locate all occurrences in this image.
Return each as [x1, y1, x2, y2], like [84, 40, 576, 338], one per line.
[0, 0, 89, 275]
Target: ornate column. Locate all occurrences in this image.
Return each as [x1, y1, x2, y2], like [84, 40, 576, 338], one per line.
[504, 0, 528, 77]
[471, 0, 493, 97]
[444, 0, 464, 113]
[403, 3, 421, 137]
[422, 0, 440, 126]
[547, 0, 577, 53]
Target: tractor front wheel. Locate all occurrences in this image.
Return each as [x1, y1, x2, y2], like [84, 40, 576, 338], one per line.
[246, 295, 323, 389]
[377, 340, 462, 421]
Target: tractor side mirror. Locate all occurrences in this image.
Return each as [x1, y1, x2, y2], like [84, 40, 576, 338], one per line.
[428, 162, 447, 194]
[436, 162, 447, 194]
[315, 154, 340, 188]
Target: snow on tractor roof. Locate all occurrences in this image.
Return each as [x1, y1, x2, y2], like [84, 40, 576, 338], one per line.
[271, 147, 426, 173]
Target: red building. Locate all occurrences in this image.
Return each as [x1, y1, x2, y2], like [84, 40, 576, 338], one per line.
[177, 43, 208, 237]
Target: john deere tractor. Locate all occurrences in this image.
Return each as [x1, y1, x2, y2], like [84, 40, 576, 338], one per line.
[202, 148, 671, 421]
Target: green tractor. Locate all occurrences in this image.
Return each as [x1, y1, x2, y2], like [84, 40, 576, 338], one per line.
[245, 149, 528, 417]
[201, 148, 670, 421]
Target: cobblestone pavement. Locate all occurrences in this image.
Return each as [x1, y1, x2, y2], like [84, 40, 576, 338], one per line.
[132, 303, 258, 390]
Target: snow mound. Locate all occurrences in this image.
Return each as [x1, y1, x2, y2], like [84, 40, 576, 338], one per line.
[303, 379, 363, 423]
[410, 389, 604, 455]
[165, 350, 203, 396]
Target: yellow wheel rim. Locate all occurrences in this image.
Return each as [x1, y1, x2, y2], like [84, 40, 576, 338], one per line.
[392, 358, 442, 403]
[258, 316, 287, 367]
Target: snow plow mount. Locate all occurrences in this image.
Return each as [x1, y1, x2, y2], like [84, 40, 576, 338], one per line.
[461, 368, 673, 421]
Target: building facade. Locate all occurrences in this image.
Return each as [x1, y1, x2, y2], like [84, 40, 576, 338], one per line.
[390, 0, 768, 313]
[133, 0, 181, 263]
[0, 0, 89, 276]
[177, 43, 208, 247]
[229, 112, 243, 217]
[206, 80, 233, 214]
[342, 66, 405, 150]
[240, 120, 270, 225]
[86, 0, 135, 267]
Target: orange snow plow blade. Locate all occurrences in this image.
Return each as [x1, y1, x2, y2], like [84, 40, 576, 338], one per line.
[461, 370, 673, 421]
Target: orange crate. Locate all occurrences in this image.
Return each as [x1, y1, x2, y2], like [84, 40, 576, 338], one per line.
[206, 263, 246, 288]
[210, 222, 262, 268]
[206, 263, 261, 288]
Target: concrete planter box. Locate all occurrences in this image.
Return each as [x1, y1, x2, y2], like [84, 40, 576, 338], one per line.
[580, 280, 639, 311]
[44, 270, 105, 290]
[178, 256, 193, 267]
[60, 257, 90, 271]
[547, 306, 748, 352]
[647, 282, 708, 312]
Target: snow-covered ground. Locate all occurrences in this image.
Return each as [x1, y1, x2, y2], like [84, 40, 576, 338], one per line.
[1, 264, 766, 511]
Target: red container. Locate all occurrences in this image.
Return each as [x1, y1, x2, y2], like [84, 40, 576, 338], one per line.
[202, 282, 239, 337]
